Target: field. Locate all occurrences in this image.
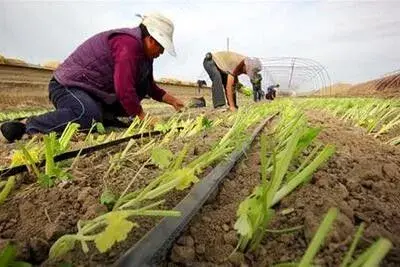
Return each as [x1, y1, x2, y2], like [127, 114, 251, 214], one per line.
[315, 72, 400, 98]
[0, 64, 399, 267]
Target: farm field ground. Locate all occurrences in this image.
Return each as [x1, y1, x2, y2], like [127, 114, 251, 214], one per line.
[165, 110, 400, 266]
[0, 65, 399, 267]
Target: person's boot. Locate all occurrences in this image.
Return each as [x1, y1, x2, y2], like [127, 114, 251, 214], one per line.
[0, 121, 26, 143]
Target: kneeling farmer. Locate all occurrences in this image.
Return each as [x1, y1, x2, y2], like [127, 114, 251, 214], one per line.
[0, 13, 184, 143]
[203, 51, 262, 111]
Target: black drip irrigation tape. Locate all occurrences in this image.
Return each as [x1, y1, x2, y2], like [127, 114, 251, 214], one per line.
[114, 113, 277, 267]
[0, 128, 183, 179]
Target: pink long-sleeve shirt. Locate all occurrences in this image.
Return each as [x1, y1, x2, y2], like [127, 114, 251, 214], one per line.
[109, 34, 166, 116]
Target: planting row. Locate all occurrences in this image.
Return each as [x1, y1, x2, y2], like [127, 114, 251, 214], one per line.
[300, 98, 400, 145]
[233, 100, 391, 266]
[0, 103, 276, 266]
[166, 99, 393, 266]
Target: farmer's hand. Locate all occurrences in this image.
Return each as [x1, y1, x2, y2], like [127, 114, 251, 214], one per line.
[162, 93, 185, 112]
[172, 98, 185, 112]
[229, 106, 238, 112]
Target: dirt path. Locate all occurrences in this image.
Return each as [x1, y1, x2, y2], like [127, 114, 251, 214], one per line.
[165, 110, 400, 266]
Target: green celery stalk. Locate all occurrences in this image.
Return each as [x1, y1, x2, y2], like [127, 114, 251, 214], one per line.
[171, 143, 190, 170]
[122, 117, 140, 138]
[374, 113, 400, 138]
[266, 129, 301, 205]
[260, 134, 268, 186]
[349, 238, 392, 267]
[298, 208, 338, 267]
[288, 143, 322, 181]
[340, 223, 365, 267]
[0, 176, 15, 205]
[363, 238, 392, 266]
[19, 144, 41, 179]
[272, 145, 335, 206]
[44, 134, 56, 176]
[59, 122, 79, 151]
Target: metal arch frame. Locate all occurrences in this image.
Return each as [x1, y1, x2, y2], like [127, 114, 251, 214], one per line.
[259, 56, 332, 95]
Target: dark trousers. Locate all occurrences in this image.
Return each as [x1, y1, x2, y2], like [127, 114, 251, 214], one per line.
[203, 53, 237, 108]
[265, 90, 276, 100]
[26, 78, 125, 134]
[253, 88, 263, 102]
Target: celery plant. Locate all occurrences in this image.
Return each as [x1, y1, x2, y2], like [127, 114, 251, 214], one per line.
[0, 242, 32, 267]
[0, 176, 15, 205]
[299, 98, 400, 145]
[50, 103, 277, 258]
[274, 209, 391, 267]
[14, 122, 79, 188]
[235, 106, 335, 251]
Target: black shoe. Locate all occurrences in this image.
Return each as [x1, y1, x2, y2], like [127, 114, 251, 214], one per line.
[0, 121, 26, 143]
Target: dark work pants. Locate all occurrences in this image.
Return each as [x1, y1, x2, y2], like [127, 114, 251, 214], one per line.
[253, 88, 263, 102]
[203, 53, 237, 108]
[265, 90, 276, 100]
[26, 78, 124, 134]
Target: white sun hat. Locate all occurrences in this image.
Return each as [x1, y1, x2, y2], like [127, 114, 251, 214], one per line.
[140, 12, 176, 57]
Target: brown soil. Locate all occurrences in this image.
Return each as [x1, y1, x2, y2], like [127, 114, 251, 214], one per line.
[0, 111, 233, 266]
[0, 64, 215, 111]
[165, 110, 400, 267]
[315, 73, 400, 98]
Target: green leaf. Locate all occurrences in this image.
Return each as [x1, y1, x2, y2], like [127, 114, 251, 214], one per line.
[234, 214, 253, 238]
[95, 122, 106, 134]
[94, 214, 137, 253]
[272, 263, 299, 267]
[38, 174, 55, 188]
[100, 189, 117, 210]
[175, 168, 199, 190]
[154, 122, 170, 133]
[202, 117, 213, 128]
[294, 127, 321, 157]
[12, 261, 32, 267]
[0, 242, 16, 266]
[151, 147, 173, 169]
[49, 235, 77, 259]
[234, 190, 264, 239]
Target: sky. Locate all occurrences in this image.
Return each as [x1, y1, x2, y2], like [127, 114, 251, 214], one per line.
[0, 0, 399, 91]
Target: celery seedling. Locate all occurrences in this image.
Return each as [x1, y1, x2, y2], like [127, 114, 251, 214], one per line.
[235, 106, 335, 251]
[340, 223, 365, 267]
[0, 176, 15, 205]
[298, 208, 338, 267]
[348, 238, 392, 267]
[0, 242, 32, 267]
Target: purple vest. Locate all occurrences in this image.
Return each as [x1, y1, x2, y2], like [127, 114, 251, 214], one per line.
[54, 27, 152, 104]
